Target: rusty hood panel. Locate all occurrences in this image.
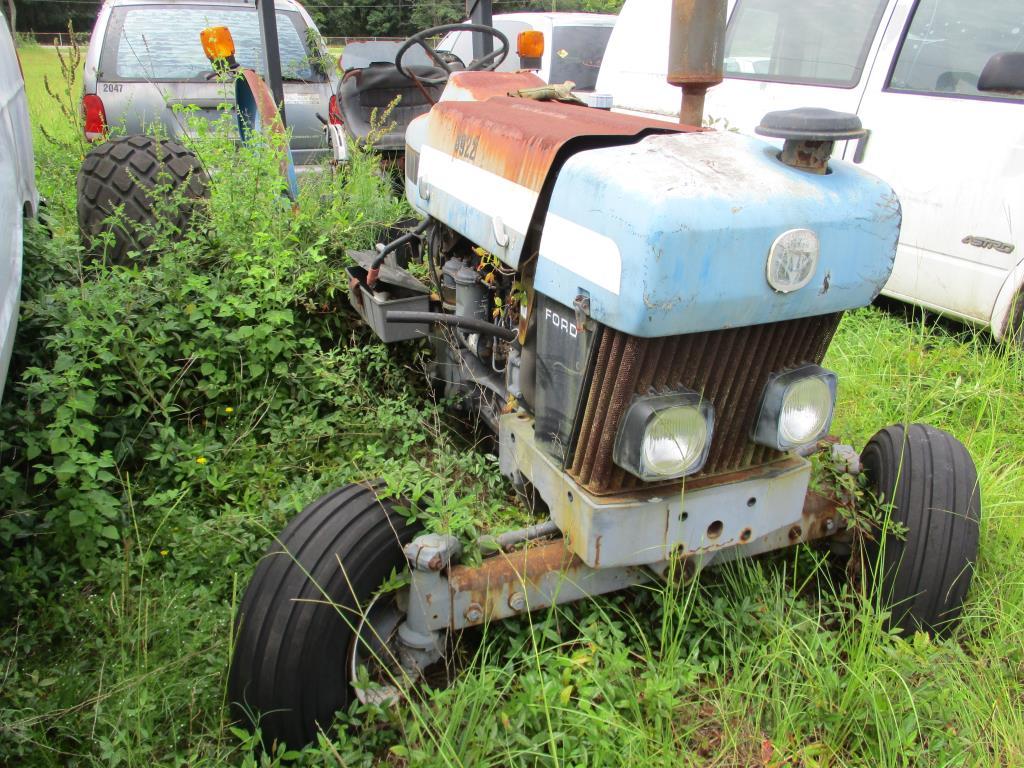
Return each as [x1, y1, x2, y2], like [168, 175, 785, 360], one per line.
[410, 88, 698, 267]
[438, 70, 548, 102]
[426, 97, 695, 193]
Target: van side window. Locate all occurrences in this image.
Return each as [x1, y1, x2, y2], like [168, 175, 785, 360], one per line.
[889, 0, 1024, 100]
[724, 0, 888, 88]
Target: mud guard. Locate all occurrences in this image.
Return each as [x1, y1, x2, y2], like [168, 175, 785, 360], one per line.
[235, 68, 299, 202]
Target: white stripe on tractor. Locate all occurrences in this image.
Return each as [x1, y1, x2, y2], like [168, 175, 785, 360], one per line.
[419, 144, 537, 242]
[539, 213, 623, 296]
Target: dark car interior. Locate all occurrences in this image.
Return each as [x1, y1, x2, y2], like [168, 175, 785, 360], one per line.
[338, 43, 449, 151]
[336, 25, 509, 153]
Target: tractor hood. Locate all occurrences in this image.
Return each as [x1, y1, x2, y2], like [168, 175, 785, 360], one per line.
[534, 130, 901, 337]
[404, 71, 692, 265]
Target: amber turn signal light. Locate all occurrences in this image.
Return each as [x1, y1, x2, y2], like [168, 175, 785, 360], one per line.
[201, 26, 236, 61]
[517, 30, 544, 59]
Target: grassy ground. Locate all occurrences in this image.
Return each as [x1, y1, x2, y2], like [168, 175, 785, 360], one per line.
[2, 47, 1023, 766]
[18, 44, 82, 142]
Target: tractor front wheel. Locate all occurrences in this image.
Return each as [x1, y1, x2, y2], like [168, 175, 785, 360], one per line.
[228, 483, 420, 749]
[860, 423, 980, 635]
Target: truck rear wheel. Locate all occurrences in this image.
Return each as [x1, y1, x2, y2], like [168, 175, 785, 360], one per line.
[860, 423, 980, 635]
[77, 135, 208, 264]
[228, 483, 420, 749]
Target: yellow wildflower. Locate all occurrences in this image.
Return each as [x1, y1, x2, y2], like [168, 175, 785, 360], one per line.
[224, 407, 234, 414]
[196, 456, 208, 465]
[160, 549, 169, 556]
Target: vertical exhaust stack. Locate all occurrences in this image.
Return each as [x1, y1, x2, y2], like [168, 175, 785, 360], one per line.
[667, 0, 726, 127]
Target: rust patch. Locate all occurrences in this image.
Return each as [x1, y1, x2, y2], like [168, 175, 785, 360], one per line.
[425, 98, 695, 194]
[800, 491, 843, 540]
[447, 70, 547, 100]
[449, 540, 577, 594]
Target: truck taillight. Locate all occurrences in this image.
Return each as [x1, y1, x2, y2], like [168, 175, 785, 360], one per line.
[328, 94, 343, 126]
[82, 94, 107, 142]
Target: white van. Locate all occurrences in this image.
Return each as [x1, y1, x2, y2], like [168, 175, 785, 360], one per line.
[0, 13, 39, 403]
[438, 12, 616, 91]
[597, 0, 1024, 340]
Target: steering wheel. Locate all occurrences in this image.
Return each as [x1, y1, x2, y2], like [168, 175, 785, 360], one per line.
[395, 23, 510, 87]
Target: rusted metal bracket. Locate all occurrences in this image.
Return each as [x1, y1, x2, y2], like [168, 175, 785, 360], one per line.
[447, 540, 649, 628]
[400, 535, 651, 647]
[398, 493, 845, 639]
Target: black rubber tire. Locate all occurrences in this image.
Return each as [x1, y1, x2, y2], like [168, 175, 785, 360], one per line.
[1006, 289, 1024, 346]
[228, 483, 420, 749]
[861, 423, 981, 635]
[77, 135, 208, 264]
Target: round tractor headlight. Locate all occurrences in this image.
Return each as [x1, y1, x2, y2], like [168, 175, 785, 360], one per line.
[751, 365, 837, 451]
[613, 391, 714, 481]
[766, 228, 819, 293]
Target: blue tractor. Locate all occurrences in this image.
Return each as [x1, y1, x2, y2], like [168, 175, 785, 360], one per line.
[228, 0, 980, 748]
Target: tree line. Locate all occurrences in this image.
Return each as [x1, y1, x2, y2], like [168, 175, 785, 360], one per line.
[9, 0, 623, 37]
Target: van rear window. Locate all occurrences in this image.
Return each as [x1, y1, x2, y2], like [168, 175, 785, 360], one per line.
[101, 5, 321, 82]
[725, 0, 887, 88]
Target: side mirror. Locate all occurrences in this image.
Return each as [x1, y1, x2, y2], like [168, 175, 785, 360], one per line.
[978, 52, 1024, 95]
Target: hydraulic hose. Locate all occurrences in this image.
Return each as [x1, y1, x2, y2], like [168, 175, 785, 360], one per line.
[366, 219, 431, 287]
[386, 311, 519, 342]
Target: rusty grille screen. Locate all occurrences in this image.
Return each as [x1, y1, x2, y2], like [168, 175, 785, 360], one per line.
[569, 313, 842, 495]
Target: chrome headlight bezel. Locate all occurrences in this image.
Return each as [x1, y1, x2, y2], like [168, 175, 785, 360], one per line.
[751, 364, 837, 451]
[612, 390, 715, 482]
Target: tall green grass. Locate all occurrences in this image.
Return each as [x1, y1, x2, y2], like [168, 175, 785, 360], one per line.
[2, 48, 1022, 766]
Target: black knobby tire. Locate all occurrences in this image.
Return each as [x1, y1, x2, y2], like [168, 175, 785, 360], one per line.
[861, 423, 981, 635]
[228, 483, 419, 749]
[77, 135, 208, 264]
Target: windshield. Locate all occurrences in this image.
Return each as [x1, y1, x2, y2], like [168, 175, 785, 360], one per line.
[549, 25, 614, 90]
[724, 0, 887, 88]
[101, 5, 323, 82]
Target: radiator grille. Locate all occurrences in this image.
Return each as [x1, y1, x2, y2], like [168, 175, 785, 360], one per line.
[568, 313, 842, 495]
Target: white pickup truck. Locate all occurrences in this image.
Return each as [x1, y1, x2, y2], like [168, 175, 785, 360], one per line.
[597, 0, 1024, 340]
